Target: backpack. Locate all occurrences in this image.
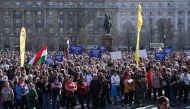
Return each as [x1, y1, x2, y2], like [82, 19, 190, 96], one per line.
[52, 82, 61, 95]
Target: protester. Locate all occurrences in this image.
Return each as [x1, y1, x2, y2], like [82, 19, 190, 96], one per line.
[1, 81, 14, 109]
[51, 76, 62, 109]
[26, 82, 38, 109]
[15, 77, 28, 109]
[65, 75, 77, 109]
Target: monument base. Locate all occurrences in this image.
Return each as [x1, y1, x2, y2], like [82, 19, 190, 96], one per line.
[102, 34, 113, 51]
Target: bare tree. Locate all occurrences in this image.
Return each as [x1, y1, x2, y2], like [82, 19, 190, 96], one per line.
[67, 8, 91, 44]
[143, 16, 156, 49]
[174, 31, 189, 50]
[121, 21, 135, 52]
[156, 18, 175, 48]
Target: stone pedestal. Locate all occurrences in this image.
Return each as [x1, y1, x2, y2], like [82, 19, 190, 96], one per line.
[102, 34, 113, 51]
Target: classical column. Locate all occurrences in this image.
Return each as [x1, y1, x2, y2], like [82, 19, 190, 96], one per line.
[175, 10, 178, 30]
[54, 9, 58, 35]
[185, 11, 188, 30]
[44, 9, 46, 33]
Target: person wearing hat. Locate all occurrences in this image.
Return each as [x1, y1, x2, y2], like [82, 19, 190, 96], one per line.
[90, 73, 103, 109]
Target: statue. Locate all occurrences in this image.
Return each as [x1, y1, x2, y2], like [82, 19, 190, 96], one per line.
[104, 13, 112, 34]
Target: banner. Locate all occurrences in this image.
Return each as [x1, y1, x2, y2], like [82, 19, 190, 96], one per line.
[20, 27, 26, 67]
[155, 53, 165, 60]
[99, 46, 106, 51]
[44, 58, 53, 65]
[54, 55, 63, 62]
[69, 45, 83, 55]
[111, 51, 122, 59]
[150, 43, 164, 48]
[139, 50, 147, 57]
[90, 49, 102, 58]
[164, 48, 173, 55]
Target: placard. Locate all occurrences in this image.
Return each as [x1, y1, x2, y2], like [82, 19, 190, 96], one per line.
[90, 49, 102, 58]
[44, 58, 53, 65]
[111, 51, 122, 59]
[139, 50, 147, 57]
[99, 46, 106, 51]
[155, 53, 165, 60]
[150, 43, 164, 48]
[54, 55, 63, 62]
[164, 48, 173, 55]
[69, 45, 83, 55]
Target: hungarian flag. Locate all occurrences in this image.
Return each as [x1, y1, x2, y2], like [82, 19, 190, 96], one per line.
[64, 36, 70, 58]
[28, 45, 47, 66]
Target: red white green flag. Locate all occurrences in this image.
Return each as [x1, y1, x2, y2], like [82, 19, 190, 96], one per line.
[64, 36, 70, 58]
[28, 45, 47, 66]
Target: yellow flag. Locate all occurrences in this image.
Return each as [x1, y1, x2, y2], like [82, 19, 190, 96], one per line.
[20, 27, 26, 67]
[135, 4, 143, 68]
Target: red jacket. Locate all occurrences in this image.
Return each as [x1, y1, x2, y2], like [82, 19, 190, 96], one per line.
[77, 82, 88, 95]
[146, 71, 152, 87]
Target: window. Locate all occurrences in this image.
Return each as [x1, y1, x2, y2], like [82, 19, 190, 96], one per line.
[121, 11, 126, 16]
[99, 18, 103, 25]
[168, 18, 171, 22]
[26, 2, 31, 6]
[49, 28, 53, 33]
[26, 11, 31, 16]
[131, 3, 134, 7]
[150, 12, 153, 15]
[49, 11, 53, 16]
[49, 19, 53, 24]
[37, 19, 42, 24]
[27, 28, 31, 33]
[188, 18, 190, 23]
[69, 11, 73, 15]
[70, 27, 73, 33]
[122, 3, 125, 7]
[49, 2, 54, 6]
[15, 19, 21, 23]
[69, 2, 73, 6]
[149, 3, 153, 7]
[59, 19, 63, 24]
[38, 11, 42, 16]
[179, 18, 182, 24]
[26, 19, 31, 24]
[60, 28, 63, 33]
[188, 11, 190, 14]
[158, 3, 161, 7]
[79, 2, 83, 6]
[38, 28, 42, 34]
[158, 11, 162, 15]
[178, 27, 181, 32]
[16, 2, 20, 6]
[89, 27, 93, 32]
[37, 2, 42, 6]
[179, 11, 182, 14]
[89, 2, 93, 6]
[59, 11, 63, 15]
[168, 11, 171, 15]
[168, 3, 170, 7]
[122, 18, 125, 23]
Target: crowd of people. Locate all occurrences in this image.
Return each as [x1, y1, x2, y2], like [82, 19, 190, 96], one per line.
[0, 50, 189, 109]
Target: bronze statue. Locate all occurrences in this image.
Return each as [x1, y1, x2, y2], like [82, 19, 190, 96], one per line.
[104, 13, 112, 34]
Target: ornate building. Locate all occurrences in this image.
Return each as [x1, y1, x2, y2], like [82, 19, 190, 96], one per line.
[0, 0, 117, 51]
[117, 0, 190, 49]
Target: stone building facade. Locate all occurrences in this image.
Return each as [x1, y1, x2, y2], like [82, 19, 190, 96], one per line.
[0, 0, 117, 51]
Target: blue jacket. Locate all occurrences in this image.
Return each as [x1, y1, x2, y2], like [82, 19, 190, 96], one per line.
[15, 84, 29, 99]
